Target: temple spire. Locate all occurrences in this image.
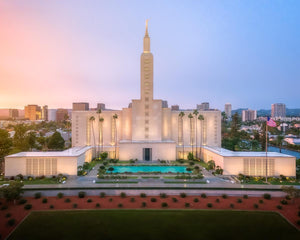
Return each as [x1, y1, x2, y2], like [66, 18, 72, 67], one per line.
[143, 20, 150, 53]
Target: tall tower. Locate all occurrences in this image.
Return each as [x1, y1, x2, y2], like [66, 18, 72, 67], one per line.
[140, 20, 153, 100]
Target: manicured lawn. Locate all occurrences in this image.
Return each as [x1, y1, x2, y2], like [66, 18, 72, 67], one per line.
[0, 178, 59, 185]
[164, 181, 206, 184]
[8, 210, 299, 240]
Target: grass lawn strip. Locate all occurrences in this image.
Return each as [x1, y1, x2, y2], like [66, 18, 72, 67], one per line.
[8, 210, 299, 240]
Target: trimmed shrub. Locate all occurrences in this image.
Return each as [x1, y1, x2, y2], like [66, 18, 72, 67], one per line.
[201, 193, 207, 198]
[100, 192, 106, 198]
[285, 195, 291, 200]
[73, 203, 78, 208]
[24, 204, 32, 210]
[18, 199, 27, 205]
[120, 192, 126, 198]
[78, 191, 86, 198]
[130, 198, 135, 202]
[160, 193, 167, 198]
[276, 205, 283, 210]
[216, 198, 220, 203]
[140, 193, 147, 198]
[253, 203, 259, 209]
[57, 192, 64, 198]
[1, 205, 8, 210]
[172, 197, 178, 203]
[7, 218, 15, 226]
[34, 192, 42, 199]
[64, 198, 71, 203]
[237, 198, 242, 203]
[263, 193, 271, 200]
[109, 198, 113, 202]
[185, 202, 190, 208]
[243, 194, 248, 199]
[193, 198, 199, 203]
[118, 203, 123, 208]
[42, 198, 48, 204]
[96, 203, 101, 208]
[230, 203, 234, 208]
[87, 199, 92, 203]
[161, 202, 168, 208]
[142, 202, 147, 207]
[222, 194, 228, 199]
[150, 198, 157, 202]
[207, 203, 213, 208]
[49, 205, 54, 209]
[180, 193, 187, 198]
[259, 199, 264, 204]
[280, 199, 288, 205]
[5, 213, 12, 218]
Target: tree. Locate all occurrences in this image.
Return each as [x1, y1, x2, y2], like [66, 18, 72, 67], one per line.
[13, 124, 29, 151]
[260, 122, 267, 151]
[178, 112, 185, 159]
[63, 114, 71, 147]
[276, 135, 284, 153]
[108, 166, 114, 174]
[207, 160, 216, 170]
[26, 131, 37, 151]
[99, 117, 104, 153]
[188, 113, 194, 157]
[230, 113, 240, 138]
[89, 116, 96, 157]
[198, 115, 204, 159]
[0, 129, 12, 172]
[100, 152, 108, 161]
[193, 109, 199, 159]
[113, 114, 118, 159]
[47, 131, 65, 150]
[0, 181, 24, 204]
[96, 109, 102, 156]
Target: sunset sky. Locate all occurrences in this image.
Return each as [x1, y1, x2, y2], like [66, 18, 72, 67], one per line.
[0, 0, 299, 110]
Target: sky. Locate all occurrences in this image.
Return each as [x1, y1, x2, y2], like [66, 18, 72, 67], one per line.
[0, 0, 299, 111]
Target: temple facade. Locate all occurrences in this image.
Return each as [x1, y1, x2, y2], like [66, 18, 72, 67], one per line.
[71, 21, 221, 161]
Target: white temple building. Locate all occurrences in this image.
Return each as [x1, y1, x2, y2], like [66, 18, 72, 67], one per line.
[4, 22, 296, 177]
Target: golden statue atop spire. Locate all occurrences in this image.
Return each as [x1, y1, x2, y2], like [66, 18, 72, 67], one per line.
[145, 19, 149, 36]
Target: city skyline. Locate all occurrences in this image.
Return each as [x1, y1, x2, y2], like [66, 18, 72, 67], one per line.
[1, 1, 300, 110]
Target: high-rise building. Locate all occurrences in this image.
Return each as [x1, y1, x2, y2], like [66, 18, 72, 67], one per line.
[73, 102, 89, 111]
[9, 109, 19, 119]
[242, 109, 257, 122]
[24, 105, 42, 120]
[42, 105, 48, 121]
[271, 103, 286, 118]
[56, 108, 69, 122]
[197, 102, 209, 111]
[171, 105, 179, 111]
[97, 103, 106, 111]
[224, 103, 232, 118]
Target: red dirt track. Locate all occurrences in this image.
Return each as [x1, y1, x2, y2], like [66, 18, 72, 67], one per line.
[1, 195, 299, 239]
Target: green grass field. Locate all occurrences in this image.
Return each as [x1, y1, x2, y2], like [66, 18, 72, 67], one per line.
[8, 210, 299, 240]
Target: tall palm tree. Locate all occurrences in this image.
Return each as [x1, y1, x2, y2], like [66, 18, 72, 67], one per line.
[96, 109, 102, 156]
[198, 114, 204, 159]
[178, 111, 185, 159]
[193, 109, 199, 159]
[113, 114, 118, 159]
[89, 116, 96, 157]
[188, 113, 194, 158]
[99, 117, 104, 153]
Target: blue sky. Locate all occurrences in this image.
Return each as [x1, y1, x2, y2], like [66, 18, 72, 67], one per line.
[0, 0, 299, 110]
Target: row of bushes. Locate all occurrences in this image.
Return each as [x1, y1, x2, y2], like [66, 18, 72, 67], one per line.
[2, 174, 67, 182]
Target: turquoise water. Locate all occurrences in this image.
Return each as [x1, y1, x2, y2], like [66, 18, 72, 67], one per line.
[109, 166, 191, 173]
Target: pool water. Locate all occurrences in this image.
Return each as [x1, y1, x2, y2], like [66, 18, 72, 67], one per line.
[108, 166, 191, 173]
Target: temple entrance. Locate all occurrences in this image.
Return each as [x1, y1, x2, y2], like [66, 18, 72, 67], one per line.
[143, 148, 152, 161]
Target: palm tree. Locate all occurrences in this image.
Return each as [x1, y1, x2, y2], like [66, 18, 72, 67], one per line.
[276, 135, 284, 153]
[193, 109, 199, 159]
[99, 117, 104, 153]
[198, 114, 204, 159]
[96, 109, 102, 156]
[113, 114, 118, 159]
[188, 113, 194, 158]
[178, 112, 185, 159]
[89, 116, 96, 157]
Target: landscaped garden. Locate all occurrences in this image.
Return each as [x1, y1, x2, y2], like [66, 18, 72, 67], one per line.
[7, 210, 300, 240]
[0, 189, 300, 239]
